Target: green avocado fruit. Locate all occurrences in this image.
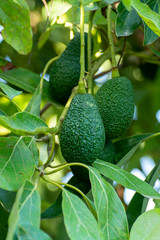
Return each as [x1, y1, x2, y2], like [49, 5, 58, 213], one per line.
[99, 140, 115, 163]
[49, 32, 89, 104]
[60, 93, 105, 179]
[95, 77, 134, 139]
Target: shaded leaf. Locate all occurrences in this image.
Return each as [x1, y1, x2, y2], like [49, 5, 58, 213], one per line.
[89, 167, 129, 240]
[22, 136, 39, 166]
[130, 209, 160, 240]
[93, 160, 160, 199]
[0, 68, 60, 105]
[0, 204, 9, 240]
[62, 189, 103, 240]
[0, 0, 32, 54]
[66, 0, 100, 7]
[25, 84, 41, 117]
[0, 81, 22, 100]
[0, 108, 7, 116]
[131, 0, 160, 37]
[116, 2, 141, 37]
[7, 181, 41, 240]
[0, 111, 50, 135]
[0, 188, 16, 212]
[0, 137, 35, 191]
[17, 224, 52, 240]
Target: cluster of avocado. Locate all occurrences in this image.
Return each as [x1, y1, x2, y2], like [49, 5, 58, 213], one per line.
[49, 33, 134, 181]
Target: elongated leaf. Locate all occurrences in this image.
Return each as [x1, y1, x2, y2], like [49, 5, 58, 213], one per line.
[0, 0, 32, 54]
[0, 108, 7, 116]
[131, 0, 160, 37]
[62, 189, 103, 240]
[0, 111, 50, 135]
[25, 84, 41, 117]
[16, 224, 52, 240]
[122, 0, 131, 11]
[0, 68, 60, 105]
[116, 2, 141, 37]
[0, 204, 9, 239]
[93, 160, 160, 199]
[0, 82, 22, 100]
[0, 137, 35, 191]
[7, 181, 41, 240]
[22, 136, 39, 166]
[89, 167, 129, 240]
[66, 0, 100, 7]
[0, 188, 16, 212]
[130, 209, 160, 239]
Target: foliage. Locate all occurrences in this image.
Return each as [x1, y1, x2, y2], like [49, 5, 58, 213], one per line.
[0, 0, 160, 239]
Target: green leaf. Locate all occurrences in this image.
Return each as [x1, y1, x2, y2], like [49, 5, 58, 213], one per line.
[0, 0, 32, 54]
[66, 0, 100, 7]
[22, 136, 39, 167]
[0, 82, 22, 100]
[143, 0, 159, 45]
[16, 224, 52, 240]
[0, 204, 9, 239]
[0, 108, 7, 116]
[7, 181, 41, 240]
[62, 189, 103, 240]
[131, 0, 160, 37]
[0, 68, 60, 105]
[41, 193, 62, 219]
[130, 209, 160, 240]
[116, 2, 141, 37]
[0, 111, 50, 135]
[0, 137, 35, 191]
[25, 84, 41, 117]
[122, 0, 131, 11]
[99, 0, 117, 7]
[0, 188, 16, 211]
[89, 167, 129, 240]
[93, 160, 160, 199]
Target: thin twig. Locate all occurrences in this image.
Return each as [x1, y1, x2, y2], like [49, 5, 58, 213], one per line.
[117, 37, 126, 68]
[40, 102, 52, 116]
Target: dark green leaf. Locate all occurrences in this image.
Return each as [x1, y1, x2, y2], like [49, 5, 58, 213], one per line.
[66, 0, 100, 7]
[7, 181, 41, 239]
[62, 189, 103, 240]
[25, 84, 41, 117]
[99, 0, 117, 7]
[17, 224, 52, 240]
[0, 82, 22, 100]
[41, 193, 62, 219]
[130, 209, 160, 239]
[131, 0, 160, 37]
[116, 2, 141, 37]
[0, 57, 8, 67]
[0, 204, 9, 240]
[0, 68, 60, 105]
[0, 108, 7, 116]
[89, 167, 129, 240]
[0, 111, 49, 135]
[0, 0, 32, 54]
[0, 188, 16, 211]
[0, 137, 35, 191]
[93, 160, 160, 199]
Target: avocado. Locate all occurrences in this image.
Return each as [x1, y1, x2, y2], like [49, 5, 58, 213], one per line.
[95, 77, 134, 139]
[49, 33, 89, 104]
[60, 93, 105, 179]
[99, 139, 115, 163]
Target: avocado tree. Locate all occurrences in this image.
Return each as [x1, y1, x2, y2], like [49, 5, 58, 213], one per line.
[0, 0, 160, 239]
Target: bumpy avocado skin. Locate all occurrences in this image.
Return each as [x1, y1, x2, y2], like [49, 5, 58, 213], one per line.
[60, 94, 105, 168]
[49, 33, 89, 104]
[95, 77, 134, 139]
[99, 140, 115, 164]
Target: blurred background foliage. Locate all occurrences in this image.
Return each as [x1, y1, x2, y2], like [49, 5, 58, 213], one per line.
[0, 0, 160, 239]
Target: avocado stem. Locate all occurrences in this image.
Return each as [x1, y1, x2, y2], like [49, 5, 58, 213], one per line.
[107, 5, 119, 78]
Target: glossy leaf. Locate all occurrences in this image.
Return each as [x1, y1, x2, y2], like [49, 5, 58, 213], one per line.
[0, 68, 60, 105]
[0, 204, 9, 239]
[62, 189, 103, 240]
[7, 181, 41, 240]
[0, 0, 32, 54]
[131, 0, 160, 37]
[16, 224, 52, 240]
[0, 82, 22, 100]
[116, 2, 141, 37]
[89, 167, 129, 240]
[93, 160, 160, 199]
[130, 209, 160, 239]
[0, 111, 49, 135]
[25, 84, 41, 117]
[0, 137, 35, 191]
[0, 188, 16, 212]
